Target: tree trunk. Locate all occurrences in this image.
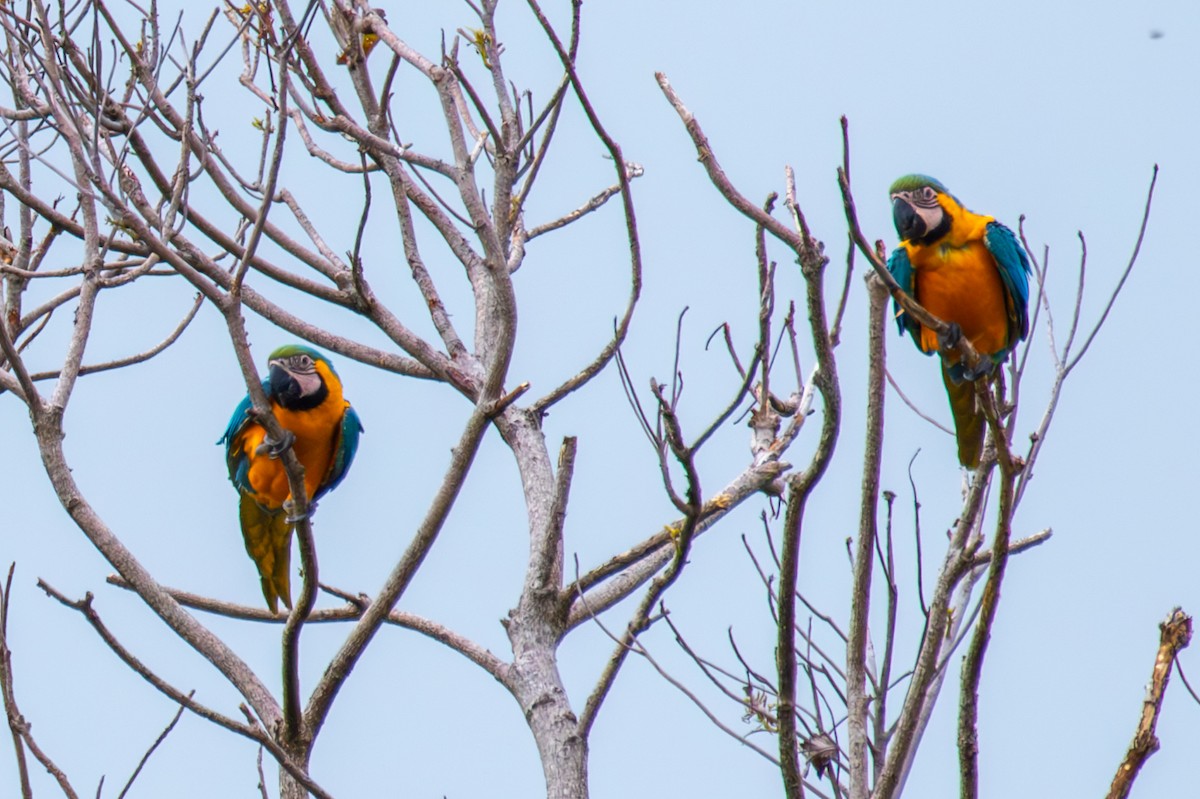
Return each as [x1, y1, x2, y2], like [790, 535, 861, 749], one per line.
[507, 610, 588, 799]
[278, 744, 311, 799]
[499, 409, 589, 798]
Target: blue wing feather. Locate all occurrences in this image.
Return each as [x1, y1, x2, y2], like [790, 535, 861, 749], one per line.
[983, 222, 1032, 343]
[218, 378, 271, 493]
[316, 406, 363, 500]
[885, 246, 927, 351]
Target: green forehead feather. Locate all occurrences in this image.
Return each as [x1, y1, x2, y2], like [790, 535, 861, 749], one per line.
[267, 344, 336, 374]
[889, 174, 949, 195]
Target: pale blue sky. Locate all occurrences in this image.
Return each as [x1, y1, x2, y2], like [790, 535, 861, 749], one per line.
[1, 1, 1196, 797]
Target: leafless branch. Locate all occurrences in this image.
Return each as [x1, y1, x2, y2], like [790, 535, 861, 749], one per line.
[526, 173, 638, 240]
[36, 581, 330, 799]
[116, 692, 193, 799]
[0, 565, 75, 799]
[1174, 656, 1200, 706]
[844, 273, 888, 798]
[1015, 166, 1156, 502]
[969, 528, 1052, 568]
[27, 292, 202, 382]
[885, 368, 953, 436]
[528, 0, 643, 415]
[577, 394, 704, 737]
[872, 490, 900, 784]
[1106, 608, 1191, 799]
[873, 470, 990, 799]
[304, 395, 499, 740]
[1066, 166, 1157, 375]
[104, 575, 511, 683]
[583, 598, 788, 772]
[958, 454, 1020, 799]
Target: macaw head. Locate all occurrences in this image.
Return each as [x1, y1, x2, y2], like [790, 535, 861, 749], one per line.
[266, 344, 338, 410]
[889, 174, 954, 245]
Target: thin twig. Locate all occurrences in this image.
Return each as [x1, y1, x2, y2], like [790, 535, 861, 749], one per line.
[0, 564, 68, 799]
[27, 292, 202, 382]
[116, 692, 193, 799]
[1065, 166, 1157, 375]
[528, 0, 642, 414]
[36, 581, 329, 798]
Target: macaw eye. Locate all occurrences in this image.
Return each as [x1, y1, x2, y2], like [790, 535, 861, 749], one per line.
[294, 354, 314, 369]
[919, 187, 935, 201]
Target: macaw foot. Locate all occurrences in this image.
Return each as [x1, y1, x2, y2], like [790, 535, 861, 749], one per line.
[958, 357, 996, 382]
[937, 321, 963, 351]
[283, 498, 316, 524]
[255, 429, 296, 459]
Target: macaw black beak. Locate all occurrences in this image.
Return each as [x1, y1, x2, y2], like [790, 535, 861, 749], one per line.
[892, 197, 924, 241]
[268, 362, 301, 406]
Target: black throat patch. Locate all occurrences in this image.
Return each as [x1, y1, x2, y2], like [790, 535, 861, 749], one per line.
[913, 213, 951, 246]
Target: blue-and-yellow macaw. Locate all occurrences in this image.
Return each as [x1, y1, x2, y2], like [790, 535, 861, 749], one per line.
[886, 175, 1031, 468]
[219, 344, 363, 613]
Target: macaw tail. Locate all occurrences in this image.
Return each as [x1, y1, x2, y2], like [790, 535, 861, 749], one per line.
[941, 364, 986, 469]
[238, 495, 293, 614]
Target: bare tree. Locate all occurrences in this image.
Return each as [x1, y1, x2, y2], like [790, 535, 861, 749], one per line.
[0, 1, 1183, 798]
[641, 84, 1178, 799]
[0, 0, 800, 796]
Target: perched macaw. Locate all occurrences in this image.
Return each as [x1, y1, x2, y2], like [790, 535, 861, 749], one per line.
[886, 175, 1031, 468]
[219, 344, 363, 613]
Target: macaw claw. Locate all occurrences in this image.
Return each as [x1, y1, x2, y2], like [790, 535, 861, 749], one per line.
[937, 321, 963, 351]
[256, 429, 296, 459]
[284, 498, 317, 524]
[958, 358, 997, 382]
